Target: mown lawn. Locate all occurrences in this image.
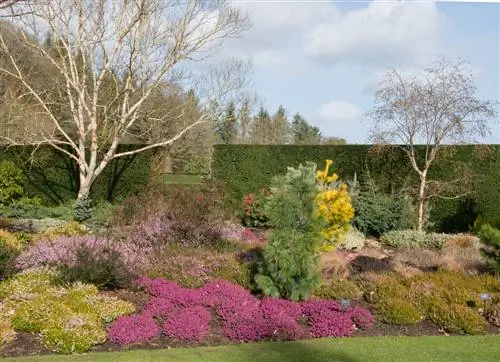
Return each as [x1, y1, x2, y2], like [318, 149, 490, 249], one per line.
[5, 336, 500, 362]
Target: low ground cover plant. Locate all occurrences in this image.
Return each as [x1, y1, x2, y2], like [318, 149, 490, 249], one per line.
[359, 271, 500, 334]
[380, 230, 450, 249]
[106, 277, 375, 346]
[0, 268, 134, 353]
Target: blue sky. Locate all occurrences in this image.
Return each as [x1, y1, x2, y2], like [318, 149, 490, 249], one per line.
[220, 0, 499, 144]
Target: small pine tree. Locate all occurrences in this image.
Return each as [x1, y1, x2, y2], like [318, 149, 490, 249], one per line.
[479, 224, 500, 273]
[255, 162, 324, 301]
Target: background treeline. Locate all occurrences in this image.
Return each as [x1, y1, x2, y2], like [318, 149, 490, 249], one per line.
[1, 144, 499, 233]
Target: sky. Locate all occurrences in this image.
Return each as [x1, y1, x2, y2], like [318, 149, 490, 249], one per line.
[217, 0, 500, 144]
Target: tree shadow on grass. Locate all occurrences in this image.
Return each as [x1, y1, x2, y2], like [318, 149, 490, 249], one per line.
[240, 340, 360, 362]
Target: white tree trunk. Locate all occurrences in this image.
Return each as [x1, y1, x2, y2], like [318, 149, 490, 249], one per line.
[417, 170, 428, 231]
[77, 177, 92, 200]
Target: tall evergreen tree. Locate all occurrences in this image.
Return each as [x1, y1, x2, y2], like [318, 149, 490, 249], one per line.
[250, 106, 272, 144]
[291, 113, 322, 145]
[218, 102, 238, 144]
[271, 105, 290, 144]
[255, 162, 324, 301]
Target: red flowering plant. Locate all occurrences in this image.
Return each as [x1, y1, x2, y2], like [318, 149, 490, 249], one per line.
[239, 188, 271, 228]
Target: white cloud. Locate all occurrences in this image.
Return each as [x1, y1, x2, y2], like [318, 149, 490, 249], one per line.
[222, 1, 340, 66]
[303, 0, 441, 67]
[318, 100, 363, 122]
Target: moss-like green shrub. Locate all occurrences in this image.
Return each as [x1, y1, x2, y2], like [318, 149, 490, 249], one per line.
[427, 302, 486, 335]
[314, 279, 363, 300]
[0, 269, 134, 354]
[374, 298, 422, 325]
[361, 271, 500, 332]
[380, 230, 449, 249]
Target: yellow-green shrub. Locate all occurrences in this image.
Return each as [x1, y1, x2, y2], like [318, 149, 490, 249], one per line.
[0, 269, 134, 354]
[0, 267, 57, 299]
[42, 314, 107, 353]
[0, 305, 15, 346]
[315, 160, 355, 251]
[0, 229, 23, 277]
[35, 221, 88, 241]
[314, 278, 363, 300]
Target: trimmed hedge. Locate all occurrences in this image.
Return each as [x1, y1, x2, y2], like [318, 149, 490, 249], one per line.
[0, 145, 152, 204]
[2, 144, 500, 233]
[211, 144, 500, 232]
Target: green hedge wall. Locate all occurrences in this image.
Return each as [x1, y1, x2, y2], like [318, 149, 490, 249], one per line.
[0, 145, 152, 204]
[212, 144, 500, 232]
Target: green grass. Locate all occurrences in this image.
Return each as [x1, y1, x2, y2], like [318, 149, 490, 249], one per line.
[5, 336, 500, 362]
[163, 173, 202, 185]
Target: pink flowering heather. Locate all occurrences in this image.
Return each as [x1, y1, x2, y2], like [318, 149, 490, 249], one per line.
[263, 313, 303, 341]
[15, 235, 148, 274]
[219, 310, 267, 342]
[200, 279, 256, 308]
[162, 306, 211, 342]
[107, 313, 160, 345]
[346, 307, 375, 330]
[143, 297, 175, 318]
[308, 310, 355, 338]
[301, 299, 341, 318]
[144, 278, 183, 298]
[142, 278, 203, 307]
[260, 297, 302, 320]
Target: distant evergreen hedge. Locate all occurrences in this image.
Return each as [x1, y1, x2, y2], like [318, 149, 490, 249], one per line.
[211, 144, 500, 232]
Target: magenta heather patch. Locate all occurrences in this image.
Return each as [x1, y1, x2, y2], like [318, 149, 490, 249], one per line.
[346, 307, 375, 330]
[162, 306, 211, 342]
[263, 313, 303, 341]
[125, 277, 372, 344]
[146, 278, 183, 298]
[260, 297, 302, 320]
[301, 299, 341, 318]
[309, 310, 355, 338]
[200, 279, 257, 310]
[143, 297, 175, 318]
[219, 311, 266, 342]
[107, 313, 160, 345]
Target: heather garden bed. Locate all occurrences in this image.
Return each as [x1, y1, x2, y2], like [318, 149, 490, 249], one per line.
[1, 161, 500, 358]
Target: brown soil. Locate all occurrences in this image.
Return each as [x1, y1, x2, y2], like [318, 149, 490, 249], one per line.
[2, 297, 500, 359]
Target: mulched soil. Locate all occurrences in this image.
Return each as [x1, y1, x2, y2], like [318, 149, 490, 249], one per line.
[2, 287, 500, 358]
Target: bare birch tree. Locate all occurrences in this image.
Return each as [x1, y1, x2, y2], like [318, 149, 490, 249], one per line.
[368, 57, 498, 231]
[0, 0, 249, 200]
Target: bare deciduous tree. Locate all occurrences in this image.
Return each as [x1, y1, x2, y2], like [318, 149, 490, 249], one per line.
[368, 57, 498, 231]
[0, 0, 249, 200]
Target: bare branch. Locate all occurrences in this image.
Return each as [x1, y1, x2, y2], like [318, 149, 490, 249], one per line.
[0, 0, 250, 199]
[367, 56, 498, 230]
